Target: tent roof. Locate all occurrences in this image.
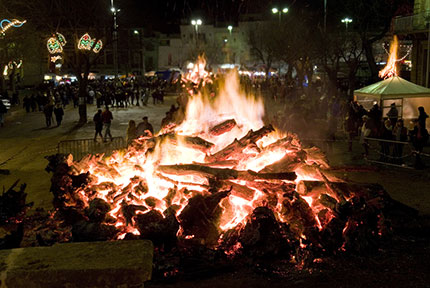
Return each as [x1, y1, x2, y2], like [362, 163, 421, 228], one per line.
[354, 76, 430, 99]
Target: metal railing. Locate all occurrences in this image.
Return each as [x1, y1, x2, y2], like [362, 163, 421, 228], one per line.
[363, 137, 430, 169]
[57, 137, 125, 160]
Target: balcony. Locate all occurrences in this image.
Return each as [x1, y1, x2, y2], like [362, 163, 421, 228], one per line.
[393, 12, 430, 33]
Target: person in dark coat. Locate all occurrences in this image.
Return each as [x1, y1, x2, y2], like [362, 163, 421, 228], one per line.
[43, 101, 54, 127]
[93, 109, 103, 141]
[23, 95, 31, 112]
[386, 103, 399, 126]
[53, 103, 64, 126]
[30, 95, 37, 112]
[0, 100, 7, 127]
[136, 116, 154, 137]
[418, 106, 429, 130]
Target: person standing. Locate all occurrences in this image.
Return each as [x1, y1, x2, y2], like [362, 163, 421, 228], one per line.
[54, 103, 64, 126]
[102, 106, 113, 142]
[43, 101, 54, 127]
[359, 115, 372, 157]
[126, 120, 137, 145]
[0, 100, 7, 127]
[136, 116, 154, 137]
[386, 103, 399, 126]
[418, 106, 429, 131]
[93, 109, 104, 141]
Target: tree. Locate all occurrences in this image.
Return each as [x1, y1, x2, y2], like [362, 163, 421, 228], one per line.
[246, 21, 277, 77]
[1, 0, 110, 123]
[343, 0, 413, 81]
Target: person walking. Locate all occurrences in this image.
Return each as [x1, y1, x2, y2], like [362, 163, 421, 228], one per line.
[102, 106, 113, 142]
[0, 100, 7, 127]
[93, 109, 104, 141]
[136, 116, 154, 137]
[54, 103, 64, 126]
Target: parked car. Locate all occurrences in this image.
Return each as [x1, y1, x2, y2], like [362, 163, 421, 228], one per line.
[0, 98, 11, 110]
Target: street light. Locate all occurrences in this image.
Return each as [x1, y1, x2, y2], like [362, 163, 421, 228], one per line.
[272, 7, 288, 24]
[191, 19, 202, 34]
[341, 17, 352, 30]
[227, 25, 233, 35]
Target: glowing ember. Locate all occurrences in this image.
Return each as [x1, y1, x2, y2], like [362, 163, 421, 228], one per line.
[379, 35, 398, 79]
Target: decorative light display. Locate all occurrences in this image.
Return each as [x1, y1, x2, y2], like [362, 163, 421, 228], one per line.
[93, 39, 103, 53]
[47, 37, 63, 54]
[50, 55, 62, 63]
[0, 19, 26, 35]
[56, 32, 67, 46]
[78, 33, 103, 53]
[47, 32, 67, 54]
[78, 33, 92, 50]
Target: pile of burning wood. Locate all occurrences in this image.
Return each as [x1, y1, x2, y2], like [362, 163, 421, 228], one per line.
[41, 67, 394, 262]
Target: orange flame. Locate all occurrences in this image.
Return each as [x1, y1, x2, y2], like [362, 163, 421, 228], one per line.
[67, 56, 346, 246]
[379, 35, 398, 79]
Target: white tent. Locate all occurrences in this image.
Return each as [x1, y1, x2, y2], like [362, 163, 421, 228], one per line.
[354, 76, 430, 126]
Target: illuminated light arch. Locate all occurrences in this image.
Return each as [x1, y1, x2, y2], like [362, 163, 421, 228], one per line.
[47, 37, 63, 54]
[78, 33, 93, 50]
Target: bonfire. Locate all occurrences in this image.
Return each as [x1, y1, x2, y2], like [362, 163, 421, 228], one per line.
[45, 58, 389, 261]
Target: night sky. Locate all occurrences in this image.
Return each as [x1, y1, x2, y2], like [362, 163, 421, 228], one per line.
[117, 0, 324, 32]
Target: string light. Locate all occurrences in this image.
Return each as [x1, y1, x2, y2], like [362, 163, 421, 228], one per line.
[382, 42, 412, 62]
[0, 19, 26, 35]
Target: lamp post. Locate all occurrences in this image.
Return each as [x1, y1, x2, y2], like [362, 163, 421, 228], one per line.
[227, 25, 233, 35]
[110, 0, 120, 78]
[341, 17, 352, 30]
[272, 7, 288, 24]
[324, 0, 327, 32]
[191, 19, 202, 35]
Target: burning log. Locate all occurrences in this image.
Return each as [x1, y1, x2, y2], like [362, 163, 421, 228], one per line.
[222, 181, 255, 201]
[259, 152, 305, 173]
[205, 125, 275, 162]
[239, 207, 291, 257]
[158, 164, 296, 182]
[178, 188, 231, 245]
[155, 133, 214, 152]
[135, 208, 179, 248]
[209, 119, 237, 136]
[281, 193, 318, 238]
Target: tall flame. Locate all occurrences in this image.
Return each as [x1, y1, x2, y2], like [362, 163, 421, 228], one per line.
[379, 35, 398, 79]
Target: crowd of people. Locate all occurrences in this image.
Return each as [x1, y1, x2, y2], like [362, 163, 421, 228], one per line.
[345, 100, 429, 168]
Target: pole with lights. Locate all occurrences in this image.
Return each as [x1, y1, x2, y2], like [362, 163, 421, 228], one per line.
[111, 0, 120, 78]
[227, 25, 233, 35]
[191, 19, 202, 36]
[341, 17, 352, 30]
[272, 7, 288, 24]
